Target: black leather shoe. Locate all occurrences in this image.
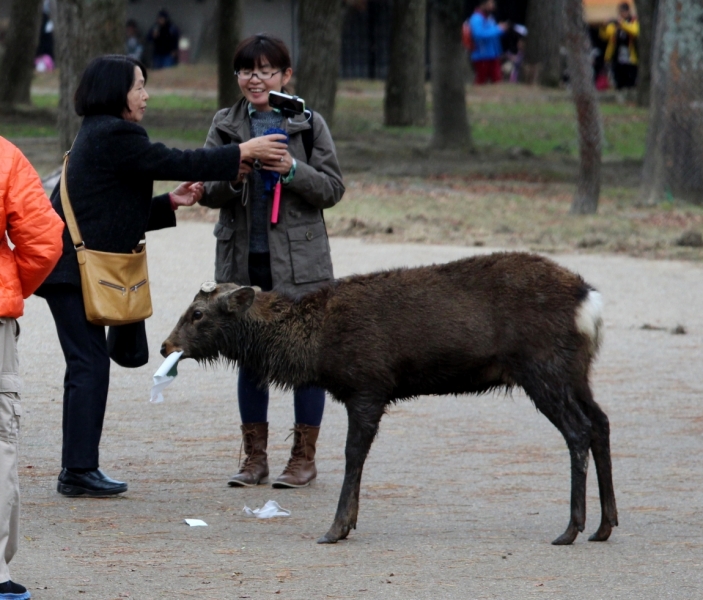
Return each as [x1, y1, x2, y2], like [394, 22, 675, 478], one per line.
[57, 468, 128, 497]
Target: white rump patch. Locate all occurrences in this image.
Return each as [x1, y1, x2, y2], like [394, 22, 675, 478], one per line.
[575, 290, 603, 354]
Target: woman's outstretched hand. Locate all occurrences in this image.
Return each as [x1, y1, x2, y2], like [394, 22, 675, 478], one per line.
[239, 134, 288, 164]
[170, 181, 204, 207]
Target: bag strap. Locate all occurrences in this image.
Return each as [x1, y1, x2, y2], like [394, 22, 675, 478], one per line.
[299, 110, 326, 227]
[59, 152, 85, 249]
[301, 109, 314, 163]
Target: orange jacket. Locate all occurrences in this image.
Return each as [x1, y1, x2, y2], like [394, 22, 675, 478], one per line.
[0, 137, 64, 318]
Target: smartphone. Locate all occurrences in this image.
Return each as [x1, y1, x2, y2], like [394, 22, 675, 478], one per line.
[268, 91, 306, 116]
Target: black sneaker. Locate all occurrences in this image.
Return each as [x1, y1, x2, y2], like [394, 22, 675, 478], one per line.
[0, 580, 31, 599]
[57, 468, 128, 497]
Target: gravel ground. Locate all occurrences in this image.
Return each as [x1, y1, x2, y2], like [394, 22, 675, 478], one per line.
[11, 222, 703, 599]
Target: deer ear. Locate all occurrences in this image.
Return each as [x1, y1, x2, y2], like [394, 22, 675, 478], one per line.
[221, 287, 256, 314]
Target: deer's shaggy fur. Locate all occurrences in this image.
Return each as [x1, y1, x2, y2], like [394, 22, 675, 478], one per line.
[163, 252, 617, 545]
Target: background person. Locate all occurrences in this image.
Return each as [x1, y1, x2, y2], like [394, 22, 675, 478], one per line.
[503, 24, 527, 83]
[0, 136, 64, 600]
[199, 34, 345, 489]
[37, 54, 287, 498]
[600, 2, 639, 89]
[467, 0, 509, 85]
[147, 9, 179, 69]
[35, 0, 54, 58]
[125, 19, 144, 62]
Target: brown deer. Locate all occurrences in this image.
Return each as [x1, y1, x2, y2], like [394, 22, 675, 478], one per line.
[162, 252, 617, 545]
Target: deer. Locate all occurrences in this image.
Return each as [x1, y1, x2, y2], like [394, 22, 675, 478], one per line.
[161, 252, 617, 546]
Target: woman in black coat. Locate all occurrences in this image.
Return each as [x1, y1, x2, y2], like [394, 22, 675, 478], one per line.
[38, 54, 287, 498]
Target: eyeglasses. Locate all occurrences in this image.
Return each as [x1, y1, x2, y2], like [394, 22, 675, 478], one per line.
[235, 69, 281, 81]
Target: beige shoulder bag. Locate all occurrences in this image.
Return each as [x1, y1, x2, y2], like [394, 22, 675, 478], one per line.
[59, 151, 153, 326]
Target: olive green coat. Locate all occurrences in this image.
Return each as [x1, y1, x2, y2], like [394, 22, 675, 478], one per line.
[200, 98, 345, 296]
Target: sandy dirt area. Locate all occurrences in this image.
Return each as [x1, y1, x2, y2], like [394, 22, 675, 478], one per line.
[10, 223, 703, 599]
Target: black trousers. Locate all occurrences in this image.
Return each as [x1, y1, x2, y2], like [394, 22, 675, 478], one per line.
[43, 284, 110, 469]
[613, 63, 638, 89]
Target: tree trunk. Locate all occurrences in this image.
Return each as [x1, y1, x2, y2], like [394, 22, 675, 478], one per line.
[296, 0, 344, 123]
[429, 0, 471, 150]
[633, 0, 657, 107]
[523, 0, 564, 87]
[384, 0, 427, 126]
[0, 0, 43, 106]
[641, 0, 703, 205]
[564, 0, 602, 214]
[54, 0, 125, 152]
[217, 0, 242, 109]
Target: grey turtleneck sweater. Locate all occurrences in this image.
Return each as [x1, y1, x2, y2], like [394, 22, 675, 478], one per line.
[248, 109, 283, 254]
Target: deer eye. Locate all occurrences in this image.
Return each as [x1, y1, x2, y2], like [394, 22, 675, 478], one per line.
[192, 310, 203, 321]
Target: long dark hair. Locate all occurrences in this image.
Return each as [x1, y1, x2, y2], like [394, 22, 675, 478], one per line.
[74, 54, 147, 118]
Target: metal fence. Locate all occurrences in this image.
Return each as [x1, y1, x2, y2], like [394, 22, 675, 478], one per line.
[341, 0, 393, 79]
[340, 0, 526, 80]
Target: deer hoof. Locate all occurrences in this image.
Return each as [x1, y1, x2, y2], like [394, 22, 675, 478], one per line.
[317, 534, 339, 544]
[588, 522, 613, 542]
[551, 525, 580, 546]
[318, 522, 353, 544]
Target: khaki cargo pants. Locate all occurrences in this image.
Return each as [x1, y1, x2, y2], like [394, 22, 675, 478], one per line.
[0, 318, 21, 584]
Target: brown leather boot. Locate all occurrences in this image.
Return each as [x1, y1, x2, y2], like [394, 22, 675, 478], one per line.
[272, 424, 320, 488]
[227, 422, 269, 487]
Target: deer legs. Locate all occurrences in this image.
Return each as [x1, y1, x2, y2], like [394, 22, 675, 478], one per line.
[318, 398, 386, 544]
[524, 380, 592, 545]
[525, 375, 617, 545]
[576, 381, 618, 542]
[551, 443, 590, 546]
[316, 376, 616, 546]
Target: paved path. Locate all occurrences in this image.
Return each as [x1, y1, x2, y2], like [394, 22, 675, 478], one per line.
[12, 222, 703, 599]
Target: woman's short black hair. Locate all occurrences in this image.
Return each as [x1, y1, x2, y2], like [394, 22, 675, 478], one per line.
[74, 54, 147, 118]
[232, 34, 292, 74]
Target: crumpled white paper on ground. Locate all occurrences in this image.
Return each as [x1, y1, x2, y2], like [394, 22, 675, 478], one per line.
[242, 500, 291, 518]
[184, 518, 208, 527]
[149, 351, 183, 403]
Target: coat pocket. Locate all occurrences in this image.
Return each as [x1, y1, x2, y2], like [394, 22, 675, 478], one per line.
[213, 222, 236, 283]
[0, 391, 21, 442]
[287, 222, 333, 284]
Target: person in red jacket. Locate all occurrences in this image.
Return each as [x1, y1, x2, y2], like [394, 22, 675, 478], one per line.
[0, 136, 64, 600]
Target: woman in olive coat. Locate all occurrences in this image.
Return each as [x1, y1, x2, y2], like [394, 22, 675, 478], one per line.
[199, 35, 344, 489]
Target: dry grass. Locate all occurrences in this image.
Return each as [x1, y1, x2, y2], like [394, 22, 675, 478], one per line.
[176, 175, 703, 260]
[323, 176, 703, 260]
[25, 63, 703, 261]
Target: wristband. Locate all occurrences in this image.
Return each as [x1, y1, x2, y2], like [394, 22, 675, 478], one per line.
[281, 158, 297, 185]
